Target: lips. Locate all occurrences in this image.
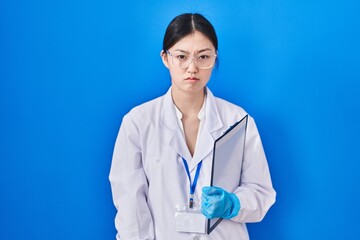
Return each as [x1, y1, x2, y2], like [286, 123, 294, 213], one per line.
[185, 77, 199, 81]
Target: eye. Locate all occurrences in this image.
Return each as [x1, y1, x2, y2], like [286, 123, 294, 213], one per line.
[198, 55, 210, 60]
[176, 55, 187, 60]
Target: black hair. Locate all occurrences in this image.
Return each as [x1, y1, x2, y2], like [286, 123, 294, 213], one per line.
[162, 13, 218, 52]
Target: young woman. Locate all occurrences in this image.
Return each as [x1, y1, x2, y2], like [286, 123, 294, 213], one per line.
[109, 13, 276, 240]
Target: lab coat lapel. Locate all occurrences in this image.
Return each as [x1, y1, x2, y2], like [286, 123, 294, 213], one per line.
[188, 88, 224, 171]
[189, 126, 214, 171]
[160, 88, 192, 162]
[160, 87, 224, 170]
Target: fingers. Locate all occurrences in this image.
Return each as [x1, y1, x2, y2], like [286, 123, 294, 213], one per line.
[202, 186, 221, 203]
[202, 186, 222, 196]
[201, 186, 225, 219]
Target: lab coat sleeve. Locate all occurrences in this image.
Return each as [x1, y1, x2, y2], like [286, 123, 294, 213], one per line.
[109, 114, 155, 240]
[231, 116, 276, 223]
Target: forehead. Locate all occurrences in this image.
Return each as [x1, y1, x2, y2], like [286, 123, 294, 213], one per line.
[169, 31, 215, 53]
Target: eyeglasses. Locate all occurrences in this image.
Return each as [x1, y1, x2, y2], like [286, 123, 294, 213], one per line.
[166, 50, 217, 70]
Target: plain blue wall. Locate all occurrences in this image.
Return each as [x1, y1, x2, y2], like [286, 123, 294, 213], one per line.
[1, 0, 359, 239]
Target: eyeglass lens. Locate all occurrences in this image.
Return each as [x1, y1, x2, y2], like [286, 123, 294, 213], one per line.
[169, 52, 216, 69]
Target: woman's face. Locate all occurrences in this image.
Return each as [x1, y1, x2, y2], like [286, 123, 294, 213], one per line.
[161, 31, 216, 95]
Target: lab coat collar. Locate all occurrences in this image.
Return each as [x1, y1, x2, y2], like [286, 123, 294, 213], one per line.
[161, 87, 223, 172]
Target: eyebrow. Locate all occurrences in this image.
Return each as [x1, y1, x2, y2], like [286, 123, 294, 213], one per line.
[173, 48, 214, 54]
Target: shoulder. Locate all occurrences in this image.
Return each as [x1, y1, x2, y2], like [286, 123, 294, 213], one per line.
[215, 97, 247, 114]
[124, 95, 164, 121]
[206, 88, 247, 115]
[213, 95, 249, 121]
[212, 96, 261, 136]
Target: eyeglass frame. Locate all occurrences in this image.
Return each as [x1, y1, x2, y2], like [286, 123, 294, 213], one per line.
[165, 50, 218, 70]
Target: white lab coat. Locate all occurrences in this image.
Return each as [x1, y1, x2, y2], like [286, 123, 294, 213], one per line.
[109, 87, 276, 240]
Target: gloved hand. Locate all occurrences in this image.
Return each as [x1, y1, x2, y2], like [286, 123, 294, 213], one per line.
[201, 186, 240, 219]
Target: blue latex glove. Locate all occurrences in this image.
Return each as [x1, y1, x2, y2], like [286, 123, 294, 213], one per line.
[201, 186, 240, 219]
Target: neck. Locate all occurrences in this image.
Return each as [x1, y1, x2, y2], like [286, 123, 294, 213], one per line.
[172, 88, 205, 117]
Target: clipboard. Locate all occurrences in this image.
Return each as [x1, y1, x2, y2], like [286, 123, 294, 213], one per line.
[207, 115, 248, 234]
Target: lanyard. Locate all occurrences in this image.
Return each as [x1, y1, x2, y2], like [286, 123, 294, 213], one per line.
[182, 157, 203, 208]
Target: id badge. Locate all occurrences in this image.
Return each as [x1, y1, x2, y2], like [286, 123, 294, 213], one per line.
[175, 205, 206, 234]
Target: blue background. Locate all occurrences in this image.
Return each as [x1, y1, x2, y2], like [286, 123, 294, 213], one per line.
[1, 0, 359, 239]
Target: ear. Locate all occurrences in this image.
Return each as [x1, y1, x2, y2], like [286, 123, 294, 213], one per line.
[160, 50, 170, 69]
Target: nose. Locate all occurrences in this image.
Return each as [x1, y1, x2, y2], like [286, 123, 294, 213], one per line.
[187, 58, 198, 73]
